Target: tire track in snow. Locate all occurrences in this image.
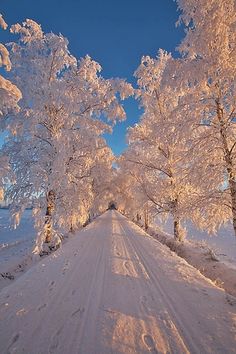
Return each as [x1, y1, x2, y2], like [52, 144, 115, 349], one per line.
[110, 214, 174, 353]
[115, 212, 236, 354]
[66, 225, 108, 353]
[48, 220, 109, 353]
[115, 213, 202, 354]
[0, 211, 235, 354]
[30, 235, 94, 341]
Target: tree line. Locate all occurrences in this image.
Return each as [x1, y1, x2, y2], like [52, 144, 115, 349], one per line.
[0, 0, 235, 254]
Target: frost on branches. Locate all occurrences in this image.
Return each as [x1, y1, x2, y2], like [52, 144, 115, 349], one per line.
[118, 0, 236, 240]
[112, 163, 149, 227]
[0, 14, 21, 117]
[176, 0, 236, 235]
[2, 0, 235, 254]
[0, 14, 21, 200]
[3, 20, 133, 254]
[120, 50, 197, 241]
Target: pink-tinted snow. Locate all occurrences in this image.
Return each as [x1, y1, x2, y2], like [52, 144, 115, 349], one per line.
[0, 211, 235, 353]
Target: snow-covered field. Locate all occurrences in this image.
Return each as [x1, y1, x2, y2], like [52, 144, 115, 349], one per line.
[0, 209, 36, 290]
[156, 218, 236, 266]
[0, 210, 235, 354]
[0, 209, 35, 247]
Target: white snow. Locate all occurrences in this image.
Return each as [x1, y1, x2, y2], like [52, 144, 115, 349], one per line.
[0, 14, 7, 30]
[148, 219, 236, 298]
[0, 209, 34, 247]
[0, 209, 35, 290]
[156, 217, 236, 265]
[0, 210, 235, 354]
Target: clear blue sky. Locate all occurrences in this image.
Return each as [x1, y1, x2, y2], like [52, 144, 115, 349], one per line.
[1, 0, 184, 155]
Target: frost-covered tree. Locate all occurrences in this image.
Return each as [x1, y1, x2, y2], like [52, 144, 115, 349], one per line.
[59, 137, 115, 232]
[89, 145, 116, 217]
[176, 0, 236, 235]
[3, 20, 133, 253]
[113, 163, 149, 225]
[0, 14, 22, 200]
[0, 14, 21, 117]
[120, 50, 200, 241]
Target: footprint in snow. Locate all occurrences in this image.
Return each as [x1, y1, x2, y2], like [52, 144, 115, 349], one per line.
[49, 281, 55, 291]
[142, 334, 159, 354]
[226, 294, 236, 306]
[123, 260, 130, 270]
[38, 303, 47, 311]
[202, 289, 209, 296]
[140, 295, 151, 313]
[49, 336, 59, 353]
[71, 307, 85, 318]
[62, 261, 70, 274]
[7, 333, 20, 353]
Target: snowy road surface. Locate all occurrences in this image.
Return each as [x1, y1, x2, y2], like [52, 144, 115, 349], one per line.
[0, 211, 235, 354]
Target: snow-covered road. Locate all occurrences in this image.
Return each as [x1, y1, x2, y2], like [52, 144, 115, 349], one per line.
[0, 211, 235, 354]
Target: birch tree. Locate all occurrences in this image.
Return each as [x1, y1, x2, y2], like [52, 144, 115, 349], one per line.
[121, 50, 198, 240]
[4, 20, 133, 253]
[176, 0, 236, 235]
[113, 163, 149, 224]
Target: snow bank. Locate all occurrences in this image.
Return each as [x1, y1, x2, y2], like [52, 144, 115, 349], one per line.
[0, 209, 85, 291]
[147, 224, 236, 298]
[155, 218, 236, 263]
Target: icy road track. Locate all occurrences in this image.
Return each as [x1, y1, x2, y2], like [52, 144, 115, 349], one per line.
[0, 211, 235, 354]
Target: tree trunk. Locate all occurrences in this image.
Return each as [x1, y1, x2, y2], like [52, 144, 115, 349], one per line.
[228, 179, 236, 236]
[173, 217, 181, 241]
[44, 190, 56, 243]
[69, 213, 76, 233]
[216, 99, 236, 236]
[171, 195, 183, 241]
[69, 222, 74, 233]
[144, 205, 149, 231]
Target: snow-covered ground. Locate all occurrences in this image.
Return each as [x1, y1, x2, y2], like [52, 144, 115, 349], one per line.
[155, 217, 236, 266]
[0, 209, 36, 290]
[0, 209, 35, 247]
[0, 210, 235, 354]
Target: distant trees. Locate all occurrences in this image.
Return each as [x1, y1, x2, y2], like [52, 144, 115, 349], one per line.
[89, 145, 115, 218]
[112, 165, 146, 220]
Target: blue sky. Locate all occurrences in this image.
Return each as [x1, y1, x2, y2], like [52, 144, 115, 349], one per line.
[1, 0, 184, 155]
